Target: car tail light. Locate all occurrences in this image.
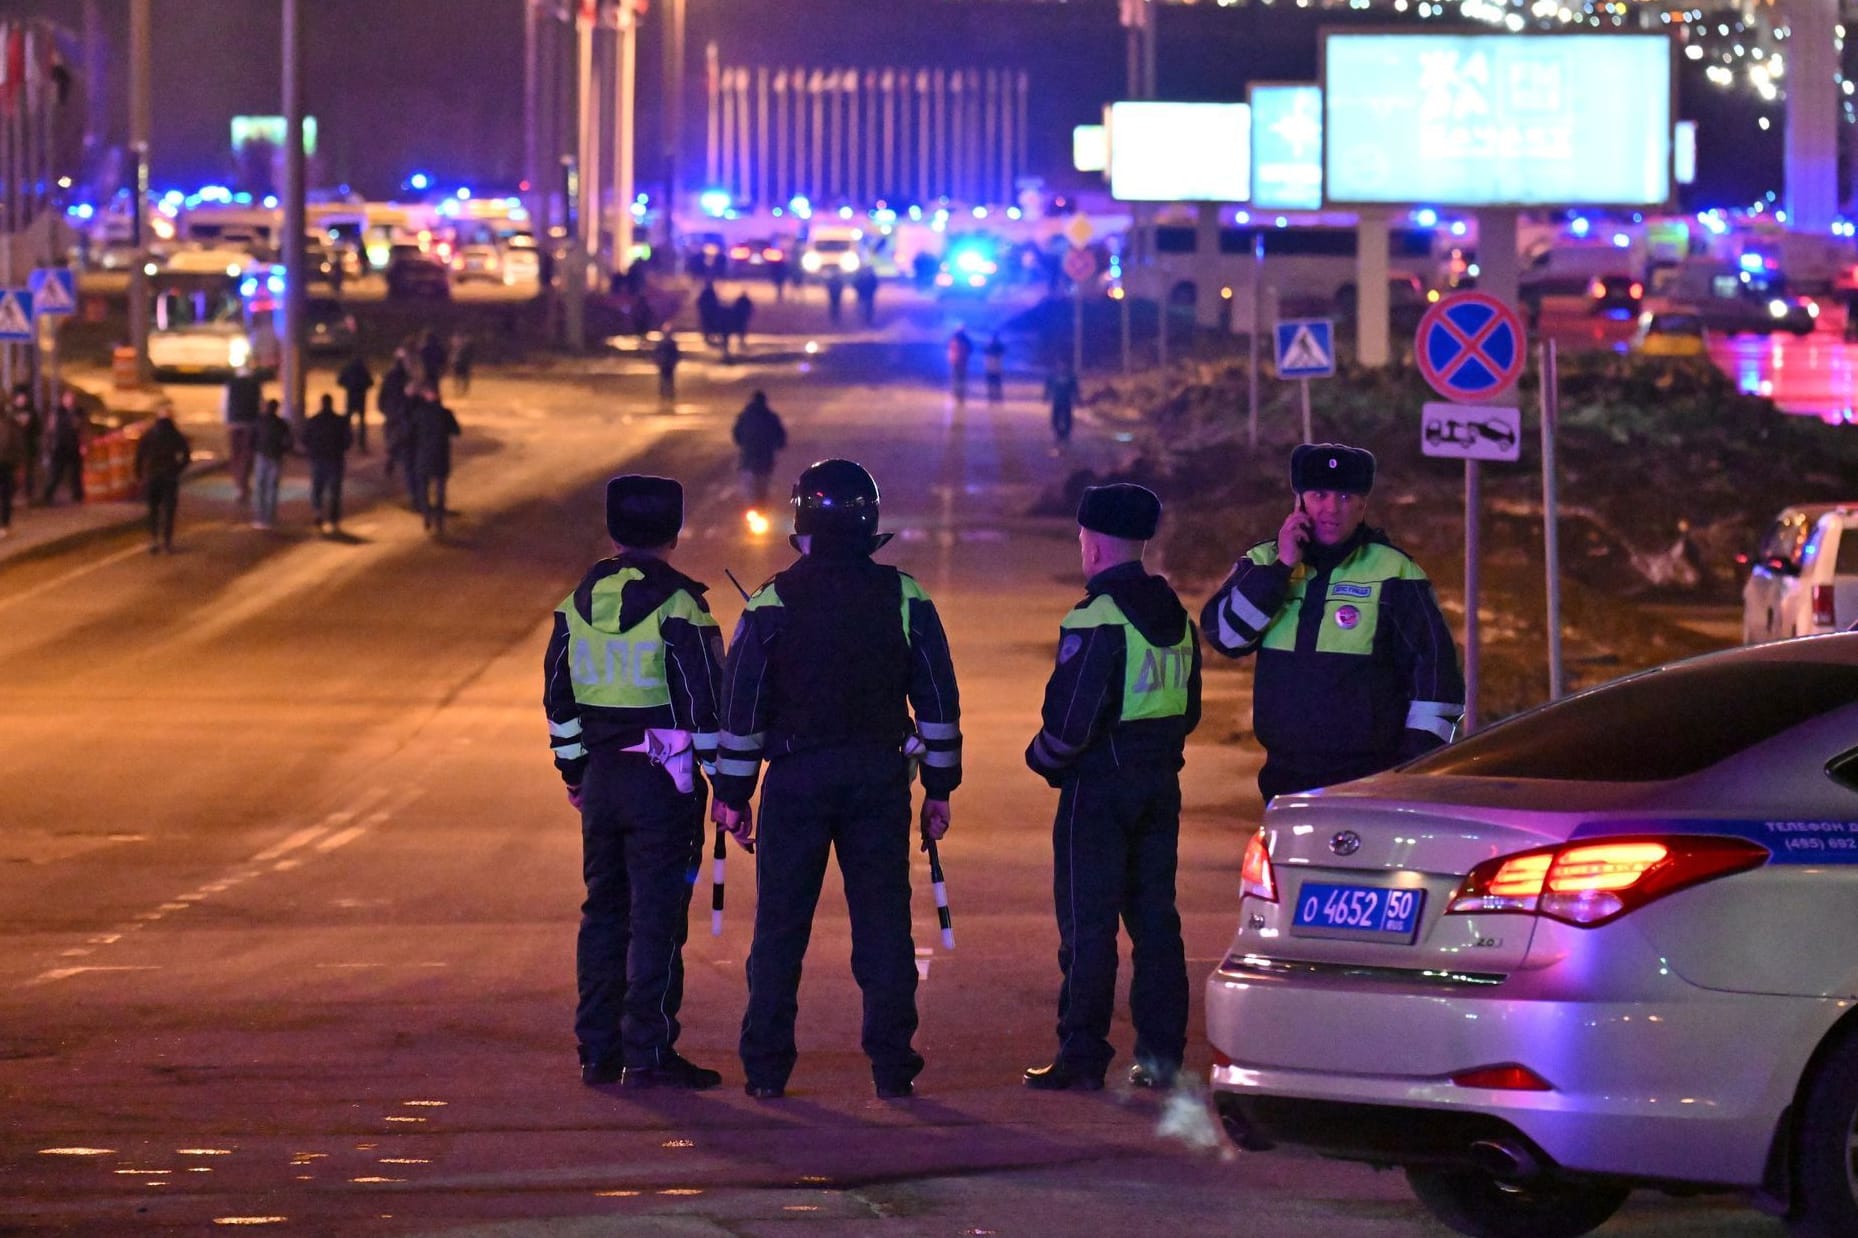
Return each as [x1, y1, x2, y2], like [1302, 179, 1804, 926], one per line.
[1629, 281, 1643, 299]
[1814, 584, 1837, 628]
[729, 245, 751, 260]
[1450, 1064, 1553, 1092]
[762, 247, 784, 262]
[1240, 831, 1277, 903]
[1587, 277, 1604, 299]
[1446, 835, 1767, 927]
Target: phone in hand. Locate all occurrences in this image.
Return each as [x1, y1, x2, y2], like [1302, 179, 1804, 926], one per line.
[1291, 496, 1312, 549]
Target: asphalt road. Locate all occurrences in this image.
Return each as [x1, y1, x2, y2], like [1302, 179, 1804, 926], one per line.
[0, 309, 1780, 1235]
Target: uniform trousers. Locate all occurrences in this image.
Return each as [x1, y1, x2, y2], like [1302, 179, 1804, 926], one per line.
[576, 752, 705, 1071]
[740, 743, 923, 1091]
[1049, 761, 1188, 1077]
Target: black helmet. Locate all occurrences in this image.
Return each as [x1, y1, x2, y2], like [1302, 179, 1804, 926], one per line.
[792, 458, 880, 539]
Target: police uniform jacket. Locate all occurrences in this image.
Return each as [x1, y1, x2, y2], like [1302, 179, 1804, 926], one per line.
[1200, 523, 1463, 769]
[1027, 561, 1202, 785]
[713, 545, 962, 808]
[543, 553, 725, 788]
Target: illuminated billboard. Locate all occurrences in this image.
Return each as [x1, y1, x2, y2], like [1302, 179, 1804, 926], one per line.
[1073, 124, 1108, 174]
[231, 115, 318, 157]
[1321, 33, 1672, 207]
[1250, 83, 1322, 212]
[1108, 102, 1250, 203]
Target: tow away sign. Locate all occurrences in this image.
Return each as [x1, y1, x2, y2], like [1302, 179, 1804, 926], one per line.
[1421, 403, 1521, 462]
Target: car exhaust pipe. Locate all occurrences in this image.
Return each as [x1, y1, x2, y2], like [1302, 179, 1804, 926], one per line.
[1468, 1139, 1540, 1182]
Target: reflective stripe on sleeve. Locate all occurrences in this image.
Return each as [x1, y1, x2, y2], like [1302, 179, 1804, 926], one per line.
[553, 741, 587, 760]
[720, 730, 766, 752]
[716, 757, 760, 777]
[1220, 589, 1272, 641]
[691, 731, 719, 750]
[921, 748, 959, 768]
[1406, 699, 1461, 742]
[917, 720, 961, 741]
[548, 717, 583, 738]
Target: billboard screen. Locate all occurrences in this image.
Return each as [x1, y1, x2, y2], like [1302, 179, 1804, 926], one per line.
[1321, 33, 1672, 207]
[1073, 124, 1108, 174]
[1108, 102, 1250, 203]
[1250, 83, 1323, 211]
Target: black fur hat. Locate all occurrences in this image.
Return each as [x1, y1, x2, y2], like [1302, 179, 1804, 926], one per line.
[606, 475, 683, 548]
[1290, 443, 1375, 494]
[1077, 483, 1161, 541]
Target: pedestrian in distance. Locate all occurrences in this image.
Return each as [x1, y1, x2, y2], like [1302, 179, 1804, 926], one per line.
[730, 390, 787, 509]
[407, 384, 461, 537]
[696, 281, 723, 347]
[338, 351, 374, 453]
[853, 264, 879, 326]
[221, 363, 263, 506]
[1200, 443, 1464, 804]
[134, 401, 191, 555]
[1024, 484, 1200, 1093]
[450, 329, 476, 396]
[714, 459, 963, 1101]
[730, 292, 754, 357]
[823, 269, 847, 325]
[0, 392, 24, 537]
[947, 327, 973, 405]
[380, 350, 411, 483]
[543, 475, 727, 1090]
[40, 389, 85, 507]
[983, 333, 1006, 404]
[303, 393, 353, 535]
[418, 328, 448, 395]
[251, 399, 292, 530]
[653, 331, 682, 406]
[769, 253, 791, 301]
[9, 385, 39, 506]
[1045, 364, 1080, 449]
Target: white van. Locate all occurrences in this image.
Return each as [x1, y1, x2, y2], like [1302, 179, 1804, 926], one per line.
[799, 225, 865, 277]
[1743, 504, 1858, 642]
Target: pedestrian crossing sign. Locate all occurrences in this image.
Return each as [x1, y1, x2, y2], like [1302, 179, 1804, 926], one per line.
[0, 289, 33, 341]
[1274, 319, 1335, 379]
[29, 268, 75, 317]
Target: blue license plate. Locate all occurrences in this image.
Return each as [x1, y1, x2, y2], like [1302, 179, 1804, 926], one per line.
[1292, 882, 1425, 939]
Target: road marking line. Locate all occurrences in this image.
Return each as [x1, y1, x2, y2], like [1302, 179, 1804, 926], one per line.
[315, 825, 369, 853]
[0, 544, 149, 617]
[252, 824, 328, 863]
[23, 965, 161, 987]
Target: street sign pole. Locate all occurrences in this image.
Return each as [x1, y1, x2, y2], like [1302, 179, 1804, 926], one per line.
[1464, 460, 1481, 734]
[1073, 277, 1083, 376]
[1540, 340, 1563, 700]
[1249, 230, 1262, 452]
[1300, 377, 1312, 443]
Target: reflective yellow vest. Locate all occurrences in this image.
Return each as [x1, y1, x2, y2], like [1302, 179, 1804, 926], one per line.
[1060, 594, 1193, 722]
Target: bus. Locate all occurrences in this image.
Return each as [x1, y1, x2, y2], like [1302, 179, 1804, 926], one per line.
[1119, 213, 1452, 328]
[147, 258, 281, 379]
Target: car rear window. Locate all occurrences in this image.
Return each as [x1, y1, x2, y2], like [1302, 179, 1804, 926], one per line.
[1404, 661, 1858, 781]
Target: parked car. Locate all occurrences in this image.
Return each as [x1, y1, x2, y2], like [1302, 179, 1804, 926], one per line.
[1743, 503, 1858, 643]
[500, 236, 541, 285]
[1630, 309, 1710, 359]
[451, 243, 503, 284]
[1207, 633, 1858, 1238]
[385, 247, 451, 300]
[1586, 272, 1643, 317]
[303, 296, 357, 355]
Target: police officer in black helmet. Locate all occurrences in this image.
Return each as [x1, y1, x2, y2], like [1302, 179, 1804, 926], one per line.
[712, 459, 963, 1100]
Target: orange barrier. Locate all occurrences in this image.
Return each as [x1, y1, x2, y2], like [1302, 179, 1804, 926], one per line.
[81, 420, 147, 503]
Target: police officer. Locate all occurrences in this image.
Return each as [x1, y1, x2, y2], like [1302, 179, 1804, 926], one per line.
[1200, 443, 1464, 803]
[713, 459, 962, 1100]
[1023, 484, 1200, 1092]
[543, 475, 726, 1089]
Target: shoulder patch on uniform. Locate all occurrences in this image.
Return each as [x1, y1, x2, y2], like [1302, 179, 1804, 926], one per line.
[1058, 633, 1085, 664]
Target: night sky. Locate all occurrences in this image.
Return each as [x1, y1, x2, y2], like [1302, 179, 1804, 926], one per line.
[14, 0, 1790, 209]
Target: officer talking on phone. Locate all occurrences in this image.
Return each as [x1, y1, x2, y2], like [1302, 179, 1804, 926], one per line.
[1200, 443, 1464, 803]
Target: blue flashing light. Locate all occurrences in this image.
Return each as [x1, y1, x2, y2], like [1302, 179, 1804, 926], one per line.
[772, 207, 785, 217]
[972, 206, 988, 219]
[262, 195, 278, 209]
[1450, 220, 1468, 237]
[1738, 251, 1767, 274]
[1006, 207, 1022, 221]
[161, 189, 184, 205]
[240, 277, 258, 297]
[699, 188, 732, 217]
[1414, 207, 1439, 227]
[1274, 216, 1289, 228]
[233, 192, 253, 204]
[70, 203, 95, 220]
[1611, 232, 1630, 248]
[457, 187, 472, 200]
[267, 273, 285, 294]
[837, 205, 854, 220]
[907, 205, 922, 221]
[1569, 216, 1590, 237]
[789, 195, 812, 218]
[1234, 210, 1250, 224]
[409, 172, 431, 191]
